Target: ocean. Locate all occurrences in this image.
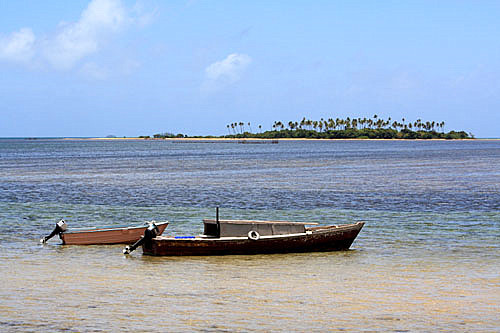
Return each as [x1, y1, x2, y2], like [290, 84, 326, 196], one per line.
[0, 139, 499, 332]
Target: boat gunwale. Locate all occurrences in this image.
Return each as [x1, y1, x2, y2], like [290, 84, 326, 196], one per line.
[160, 232, 311, 242]
[155, 221, 364, 242]
[64, 221, 169, 234]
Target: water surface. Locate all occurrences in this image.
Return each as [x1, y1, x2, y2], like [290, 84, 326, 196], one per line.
[0, 139, 498, 332]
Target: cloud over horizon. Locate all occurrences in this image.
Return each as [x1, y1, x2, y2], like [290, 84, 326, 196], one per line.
[203, 53, 252, 92]
[0, 0, 152, 74]
[43, 0, 127, 70]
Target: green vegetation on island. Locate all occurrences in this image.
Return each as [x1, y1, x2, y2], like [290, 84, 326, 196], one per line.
[145, 115, 473, 140]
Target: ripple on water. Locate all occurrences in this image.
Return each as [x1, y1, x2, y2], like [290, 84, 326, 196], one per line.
[0, 140, 499, 331]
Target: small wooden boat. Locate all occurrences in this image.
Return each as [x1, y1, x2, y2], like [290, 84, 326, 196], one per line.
[41, 220, 169, 245]
[140, 213, 364, 256]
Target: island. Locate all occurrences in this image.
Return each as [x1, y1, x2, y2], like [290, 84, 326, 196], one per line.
[142, 116, 473, 140]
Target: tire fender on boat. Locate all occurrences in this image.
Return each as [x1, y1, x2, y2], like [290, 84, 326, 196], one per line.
[248, 230, 260, 241]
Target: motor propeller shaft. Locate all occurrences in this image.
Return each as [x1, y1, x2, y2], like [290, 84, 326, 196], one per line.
[40, 220, 67, 244]
[123, 222, 159, 254]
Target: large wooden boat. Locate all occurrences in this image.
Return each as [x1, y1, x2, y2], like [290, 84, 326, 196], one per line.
[41, 220, 169, 245]
[141, 218, 364, 256]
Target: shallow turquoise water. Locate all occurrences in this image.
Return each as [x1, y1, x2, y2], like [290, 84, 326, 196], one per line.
[0, 139, 499, 332]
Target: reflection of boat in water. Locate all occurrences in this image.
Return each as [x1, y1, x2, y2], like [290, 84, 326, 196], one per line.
[137, 209, 364, 256]
[41, 220, 168, 245]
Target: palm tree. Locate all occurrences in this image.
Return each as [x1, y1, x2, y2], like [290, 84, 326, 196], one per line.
[247, 122, 252, 133]
[313, 121, 318, 131]
[274, 121, 281, 131]
[351, 118, 358, 130]
[328, 118, 335, 131]
[415, 119, 422, 131]
[227, 124, 231, 135]
[258, 125, 262, 133]
[345, 117, 351, 129]
[300, 117, 306, 130]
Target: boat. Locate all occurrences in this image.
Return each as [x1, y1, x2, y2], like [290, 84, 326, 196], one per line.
[41, 220, 169, 245]
[137, 210, 363, 256]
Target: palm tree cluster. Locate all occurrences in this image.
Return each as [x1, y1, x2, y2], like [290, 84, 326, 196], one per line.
[227, 122, 261, 134]
[270, 116, 446, 133]
[224, 115, 472, 140]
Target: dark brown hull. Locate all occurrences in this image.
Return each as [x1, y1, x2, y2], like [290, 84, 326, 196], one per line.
[143, 222, 364, 256]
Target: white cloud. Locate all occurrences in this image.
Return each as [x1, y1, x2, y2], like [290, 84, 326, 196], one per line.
[43, 0, 127, 70]
[203, 53, 252, 92]
[0, 0, 155, 75]
[0, 28, 36, 63]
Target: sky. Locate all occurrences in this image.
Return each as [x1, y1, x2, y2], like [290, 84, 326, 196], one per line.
[1, 0, 500, 138]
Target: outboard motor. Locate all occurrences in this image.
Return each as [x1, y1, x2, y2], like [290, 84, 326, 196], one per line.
[40, 219, 67, 243]
[123, 222, 159, 254]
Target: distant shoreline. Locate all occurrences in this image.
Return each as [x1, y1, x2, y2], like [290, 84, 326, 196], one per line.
[59, 137, 495, 141]
[3, 137, 497, 141]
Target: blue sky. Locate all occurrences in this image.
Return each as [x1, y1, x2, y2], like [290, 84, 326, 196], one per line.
[1, 0, 499, 137]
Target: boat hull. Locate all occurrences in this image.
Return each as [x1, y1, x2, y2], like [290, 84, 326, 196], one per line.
[61, 222, 169, 245]
[143, 222, 364, 256]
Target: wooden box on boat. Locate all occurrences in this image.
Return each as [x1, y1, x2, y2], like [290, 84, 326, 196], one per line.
[202, 219, 310, 237]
